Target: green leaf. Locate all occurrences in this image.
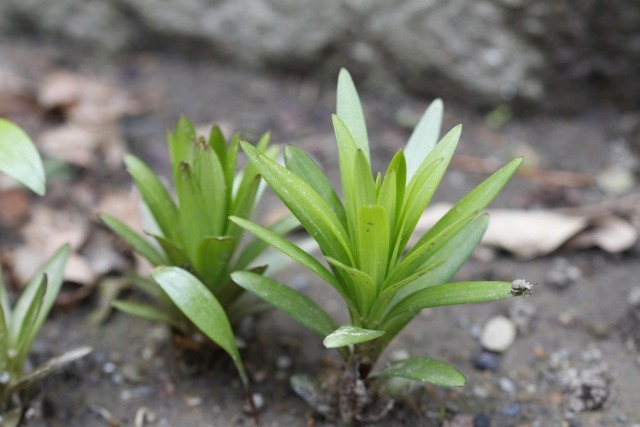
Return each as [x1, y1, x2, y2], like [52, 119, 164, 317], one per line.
[112, 300, 184, 331]
[391, 157, 522, 285]
[356, 205, 389, 287]
[234, 214, 300, 271]
[323, 325, 384, 348]
[374, 357, 465, 387]
[175, 162, 209, 262]
[325, 257, 375, 316]
[230, 216, 350, 301]
[337, 68, 369, 161]
[9, 245, 69, 354]
[332, 115, 360, 245]
[404, 99, 443, 180]
[191, 139, 227, 236]
[151, 267, 249, 386]
[148, 233, 190, 267]
[384, 281, 514, 322]
[208, 125, 227, 165]
[284, 145, 346, 226]
[100, 214, 167, 266]
[168, 116, 196, 183]
[0, 264, 11, 327]
[391, 214, 489, 305]
[10, 346, 92, 394]
[11, 277, 46, 373]
[195, 236, 234, 291]
[125, 154, 179, 242]
[0, 118, 46, 195]
[231, 271, 338, 341]
[240, 141, 352, 264]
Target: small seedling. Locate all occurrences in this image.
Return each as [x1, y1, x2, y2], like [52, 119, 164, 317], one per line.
[101, 117, 298, 404]
[231, 69, 526, 423]
[0, 119, 91, 426]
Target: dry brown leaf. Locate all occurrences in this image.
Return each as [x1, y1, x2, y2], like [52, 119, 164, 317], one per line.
[568, 216, 638, 253]
[38, 71, 84, 109]
[419, 203, 639, 258]
[38, 124, 100, 166]
[482, 209, 589, 259]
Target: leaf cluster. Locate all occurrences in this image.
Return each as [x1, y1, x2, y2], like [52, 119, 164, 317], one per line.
[0, 120, 91, 425]
[232, 69, 522, 387]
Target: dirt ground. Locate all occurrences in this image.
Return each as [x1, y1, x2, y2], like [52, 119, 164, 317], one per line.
[1, 38, 640, 426]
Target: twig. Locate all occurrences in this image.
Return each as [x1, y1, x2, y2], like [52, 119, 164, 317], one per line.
[450, 153, 593, 188]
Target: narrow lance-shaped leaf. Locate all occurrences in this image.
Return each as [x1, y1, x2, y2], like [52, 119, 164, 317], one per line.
[234, 214, 300, 271]
[9, 245, 69, 352]
[284, 145, 346, 226]
[325, 257, 376, 317]
[100, 214, 167, 266]
[231, 271, 344, 357]
[125, 154, 179, 242]
[404, 99, 443, 180]
[112, 300, 184, 332]
[332, 115, 360, 248]
[390, 157, 522, 285]
[323, 325, 384, 348]
[230, 216, 352, 302]
[356, 205, 389, 287]
[168, 116, 196, 184]
[384, 281, 514, 322]
[374, 356, 465, 387]
[11, 277, 46, 373]
[0, 118, 46, 195]
[152, 267, 249, 386]
[195, 236, 234, 292]
[337, 68, 369, 160]
[240, 141, 353, 264]
[191, 138, 227, 236]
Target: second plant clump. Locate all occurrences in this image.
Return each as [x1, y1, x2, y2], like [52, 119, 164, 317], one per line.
[231, 69, 524, 423]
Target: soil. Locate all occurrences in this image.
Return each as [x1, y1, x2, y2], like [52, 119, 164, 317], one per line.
[1, 38, 640, 427]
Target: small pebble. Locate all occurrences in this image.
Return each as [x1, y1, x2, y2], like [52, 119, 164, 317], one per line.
[628, 286, 640, 307]
[102, 362, 117, 374]
[498, 377, 516, 394]
[444, 414, 473, 427]
[480, 316, 517, 352]
[502, 402, 521, 417]
[184, 396, 203, 407]
[473, 413, 491, 427]
[243, 393, 265, 413]
[390, 349, 410, 361]
[473, 351, 501, 372]
[472, 385, 489, 398]
[276, 355, 293, 370]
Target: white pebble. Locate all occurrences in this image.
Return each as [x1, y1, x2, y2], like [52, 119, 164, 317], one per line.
[480, 316, 517, 352]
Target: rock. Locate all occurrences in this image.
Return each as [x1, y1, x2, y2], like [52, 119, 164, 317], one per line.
[472, 350, 501, 372]
[473, 413, 492, 427]
[480, 316, 517, 352]
[2, 0, 639, 109]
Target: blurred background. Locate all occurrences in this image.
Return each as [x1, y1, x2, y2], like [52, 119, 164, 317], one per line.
[1, 2, 640, 426]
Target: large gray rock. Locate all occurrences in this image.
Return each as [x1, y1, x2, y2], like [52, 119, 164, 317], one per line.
[1, 0, 638, 109]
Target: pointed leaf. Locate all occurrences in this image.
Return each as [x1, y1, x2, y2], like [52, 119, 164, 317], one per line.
[384, 281, 514, 322]
[151, 267, 249, 385]
[149, 233, 189, 267]
[125, 154, 178, 242]
[11, 347, 92, 393]
[284, 145, 346, 226]
[191, 138, 227, 235]
[392, 157, 522, 285]
[404, 99, 443, 179]
[100, 214, 167, 266]
[337, 68, 369, 160]
[323, 325, 384, 348]
[356, 205, 389, 286]
[230, 216, 349, 300]
[168, 116, 196, 183]
[375, 356, 465, 387]
[112, 300, 184, 331]
[0, 118, 46, 195]
[240, 141, 352, 263]
[11, 277, 46, 372]
[326, 257, 376, 316]
[391, 214, 489, 305]
[234, 214, 300, 270]
[231, 271, 338, 340]
[195, 236, 234, 291]
[10, 245, 69, 351]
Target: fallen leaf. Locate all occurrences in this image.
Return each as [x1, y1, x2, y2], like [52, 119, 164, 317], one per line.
[568, 216, 638, 253]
